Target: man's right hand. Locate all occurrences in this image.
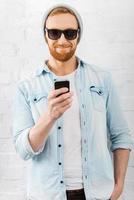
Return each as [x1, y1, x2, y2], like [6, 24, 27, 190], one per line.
[28, 87, 73, 152]
[47, 87, 73, 121]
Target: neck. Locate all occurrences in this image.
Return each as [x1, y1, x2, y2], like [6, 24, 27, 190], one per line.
[47, 55, 78, 76]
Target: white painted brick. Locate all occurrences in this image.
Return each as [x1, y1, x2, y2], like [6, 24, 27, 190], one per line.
[0, 113, 13, 138]
[0, 179, 26, 194]
[81, 43, 134, 70]
[0, 193, 26, 200]
[126, 166, 134, 181]
[0, 138, 16, 153]
[0, 165, 26, 180]
[128, 151, 134, 167]
[0, 42, 20, 57]
[123, 181, 134, 200]
[121, 98, 134, 111]
[0, 153, 27, 167]
[125, 111, 134, 134]
[0, 0, 134, 199]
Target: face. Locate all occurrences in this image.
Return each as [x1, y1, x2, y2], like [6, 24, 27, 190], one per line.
[45, 13, 79, 62]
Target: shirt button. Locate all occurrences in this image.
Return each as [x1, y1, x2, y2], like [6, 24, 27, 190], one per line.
[58, 144, 62, 147]
[99, 90, 103, 95]
[34, 98, 37, 101]
[58, 126, 61, 129]
[84, 139, 86, 143]
[59, 162, 62, 165]
[60, 181, 63, 184]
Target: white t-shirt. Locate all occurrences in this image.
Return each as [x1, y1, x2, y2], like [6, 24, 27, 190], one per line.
[56, 70, 83, 190]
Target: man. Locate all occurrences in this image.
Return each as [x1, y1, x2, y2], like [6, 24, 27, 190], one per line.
[13, 4, 133, 200]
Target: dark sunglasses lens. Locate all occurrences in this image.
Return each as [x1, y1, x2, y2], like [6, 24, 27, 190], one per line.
[48, 29, 61, 40]
[64, 29, 78, 40]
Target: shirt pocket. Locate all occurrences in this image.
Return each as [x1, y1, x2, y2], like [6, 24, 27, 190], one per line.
[89, 85, 106, 112]
[31, 93, 48, 102]
[30, 92, 48, 115]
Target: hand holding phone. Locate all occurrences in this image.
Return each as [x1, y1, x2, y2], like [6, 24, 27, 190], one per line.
[45, 80, 73, 121]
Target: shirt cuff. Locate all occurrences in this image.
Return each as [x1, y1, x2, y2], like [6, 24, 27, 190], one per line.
[111, 142, 134, 152]
[23, 127, 45, 156]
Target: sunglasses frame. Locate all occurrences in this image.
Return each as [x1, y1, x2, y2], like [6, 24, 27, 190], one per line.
[45, 28, 80, 40]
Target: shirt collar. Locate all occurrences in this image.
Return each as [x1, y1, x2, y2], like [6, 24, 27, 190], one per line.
[35, 56, 84, 76]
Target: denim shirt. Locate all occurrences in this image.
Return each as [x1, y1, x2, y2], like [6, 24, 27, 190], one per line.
[12, 57, 133, 200]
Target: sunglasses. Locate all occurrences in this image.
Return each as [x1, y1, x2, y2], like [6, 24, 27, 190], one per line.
[45, 28, 80, 40]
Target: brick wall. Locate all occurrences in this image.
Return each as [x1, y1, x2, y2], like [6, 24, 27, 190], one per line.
[0, 0, 134, 199]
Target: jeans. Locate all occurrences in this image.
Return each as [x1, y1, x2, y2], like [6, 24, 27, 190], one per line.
[66, 188, 86, 200]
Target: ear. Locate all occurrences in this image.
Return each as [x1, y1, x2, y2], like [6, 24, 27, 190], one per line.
[77, 31, 80, 44]
[45, 35, 48, 43]
[44, 30, 48, 43]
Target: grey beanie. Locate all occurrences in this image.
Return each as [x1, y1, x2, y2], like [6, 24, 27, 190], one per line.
[42, 3, 83, 43]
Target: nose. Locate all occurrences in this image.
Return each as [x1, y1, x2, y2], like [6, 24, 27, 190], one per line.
[57, 33, 67, 44]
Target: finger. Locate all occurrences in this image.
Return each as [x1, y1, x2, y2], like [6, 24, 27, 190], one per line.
[51, 102, 72, 119]
[55, 91, 73, 102]
[49, 92, 73, 107]
[48, 88, 69, 99]
[59, 102, 72, 113]
[62, 102, 72, 110]
[58, 97, 73, 107]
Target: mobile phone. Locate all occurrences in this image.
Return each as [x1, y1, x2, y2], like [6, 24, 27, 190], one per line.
[54, 80, 70, 96]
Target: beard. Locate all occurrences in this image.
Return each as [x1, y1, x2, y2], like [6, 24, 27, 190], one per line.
[48, 42, 77, 62]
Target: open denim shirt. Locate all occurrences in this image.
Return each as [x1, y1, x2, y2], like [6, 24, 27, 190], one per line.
[12, 57, 133, 200]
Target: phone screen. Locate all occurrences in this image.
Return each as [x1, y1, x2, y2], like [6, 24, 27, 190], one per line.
[54, 80, 70, 96]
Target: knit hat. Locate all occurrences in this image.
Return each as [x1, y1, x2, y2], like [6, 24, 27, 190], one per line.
[42, 3, 83, 43]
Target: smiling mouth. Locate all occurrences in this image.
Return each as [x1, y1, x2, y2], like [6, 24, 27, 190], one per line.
[56, 46, 71, 51]
[56, 46, 70, 48]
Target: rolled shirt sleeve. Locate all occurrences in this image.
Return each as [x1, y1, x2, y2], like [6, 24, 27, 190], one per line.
[12, 83, 45, 160]
[106, 73, 134, 151]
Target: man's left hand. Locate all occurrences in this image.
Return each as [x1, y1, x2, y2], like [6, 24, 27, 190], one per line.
[110, 183, 123, 200]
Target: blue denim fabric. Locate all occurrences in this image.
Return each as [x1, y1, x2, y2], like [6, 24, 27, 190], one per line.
[12, 57, 133, 200]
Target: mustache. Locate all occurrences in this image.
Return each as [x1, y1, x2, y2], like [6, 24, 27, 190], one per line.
[54, 44, 72, 48]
